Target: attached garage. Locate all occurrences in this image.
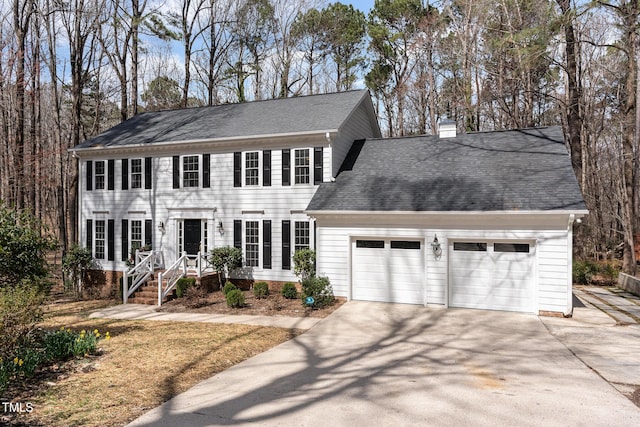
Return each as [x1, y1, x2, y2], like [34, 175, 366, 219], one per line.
[449, 241, 535, 313]
[352, 239, 424, 304]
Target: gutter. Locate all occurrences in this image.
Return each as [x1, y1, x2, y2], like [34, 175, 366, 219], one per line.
[306, 209, 589, 217]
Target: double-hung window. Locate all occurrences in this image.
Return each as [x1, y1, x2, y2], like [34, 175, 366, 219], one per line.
[245, 221, 259, 267]
[131, 220, 143, 251]
[95, 220, 106, 259]
[183, 156, 199, 187]
[95, 161, 105, 190]
[131, 159, 143, 189]
[294, 221, 310, 252]
[245, 152, 259, 186]
[294, 149, 310, 184]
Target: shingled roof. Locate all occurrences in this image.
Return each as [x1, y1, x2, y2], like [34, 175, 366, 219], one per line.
[74, 90, 372, 149]
[307, 126, 587, 212]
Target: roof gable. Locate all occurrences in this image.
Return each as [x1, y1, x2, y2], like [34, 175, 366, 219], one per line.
[307, 126, 587, 213]
[75, 90, 373, 149]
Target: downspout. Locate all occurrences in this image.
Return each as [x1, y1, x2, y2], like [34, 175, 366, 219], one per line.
[567, 214, 576, 316]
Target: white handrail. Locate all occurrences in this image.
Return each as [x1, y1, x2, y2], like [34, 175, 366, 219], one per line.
[123, 250, 156, 304]
[158, 252, 188, 305]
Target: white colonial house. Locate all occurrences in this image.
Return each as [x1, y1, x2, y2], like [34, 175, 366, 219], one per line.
[72, 90, 587, 315]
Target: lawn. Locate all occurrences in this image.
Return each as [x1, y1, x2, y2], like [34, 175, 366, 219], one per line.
[4, 299, 301, 427]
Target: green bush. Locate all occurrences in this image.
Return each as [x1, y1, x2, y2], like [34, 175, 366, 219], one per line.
[293, 249, 316, 281]
[0, 284, 45, 361]
[573, 260, 598, 285]
[176, 277, 196, 298]
[281, 282, 298, 299]
[62, 244, 96, 298]
[226, 289, 245, 308]
[210, 246, 243, 287]
[223, 281, 238, 295]
[601, 262, 621, 282]
[253, 282, 269, 299]
[300, 276, 334, 309]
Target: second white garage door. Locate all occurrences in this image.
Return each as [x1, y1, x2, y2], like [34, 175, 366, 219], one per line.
[449, 241, 535, 313]
[352, 239, 424, 304]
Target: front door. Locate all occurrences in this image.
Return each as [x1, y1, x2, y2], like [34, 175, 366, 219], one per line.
[184, 219, 202, 255]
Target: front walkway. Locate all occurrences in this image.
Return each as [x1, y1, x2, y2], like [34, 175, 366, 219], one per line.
[89, 304, 322, 330]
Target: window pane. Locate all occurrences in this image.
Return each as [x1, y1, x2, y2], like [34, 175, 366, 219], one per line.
[131, 159, 142, 189]
[294, 221, 310, 252]
[95, 220, 105, 259]
[95, 161, 105, 190]
[245, 152, 259, 186]
[453, 242, 487, 251]
[131, 220, 142, 250]
[183, 156, 199, 187]
[246, 221, 259, 267]
[356, 240, 384, 249]
[391, 241, 421, 249]
[494, 243, 530, 253]
[294, 149, 309, 184]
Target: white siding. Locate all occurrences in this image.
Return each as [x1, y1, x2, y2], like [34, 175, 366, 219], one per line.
[80, 145, 334, 283]
[331, 100, 379, 177]
[314, 213, 574, 315]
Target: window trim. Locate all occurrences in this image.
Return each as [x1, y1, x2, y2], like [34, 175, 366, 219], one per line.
[130, 158, 143, 189]
[94, 161, 106, 190]
[294, 221, 310, 252]
[245, 221, 260, 267]
[294, 149, 310, 185]
[182, 155, 200, 188]
[245, 151, 260, 186]
[95, 220, 106, 259]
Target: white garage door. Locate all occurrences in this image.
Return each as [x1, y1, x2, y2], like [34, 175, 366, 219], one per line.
[449, 241, 535, 313]
[352, 239, 424, 304]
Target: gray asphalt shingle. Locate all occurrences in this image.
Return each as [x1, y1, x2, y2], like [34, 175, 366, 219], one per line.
[74, 90, 370, 149]
[307, 126, 587, 212]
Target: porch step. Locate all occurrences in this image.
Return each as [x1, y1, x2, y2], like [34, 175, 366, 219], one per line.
[127, 280, 176, 306]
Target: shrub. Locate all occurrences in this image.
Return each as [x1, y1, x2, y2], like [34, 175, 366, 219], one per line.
[253, 282, 269, 299]
[293, 249, 316, 281]
[176, 277, 196, 298]
[601, 261, 621, 283]
[281, 282, 298, 299]
[0, 284, 45, 361]
[223, 281, 238, 295]
[226, 289, 245, 308]
[210, 246, 243, 287]
[300, 276, 334, 309]
[573, 260, 598, 285]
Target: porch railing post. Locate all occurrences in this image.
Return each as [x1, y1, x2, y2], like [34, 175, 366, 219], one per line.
[157, 271, 164, 306]
[123, 270, 129, 304]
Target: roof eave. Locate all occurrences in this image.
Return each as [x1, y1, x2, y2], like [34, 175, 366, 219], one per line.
[69, 129, 340, 157]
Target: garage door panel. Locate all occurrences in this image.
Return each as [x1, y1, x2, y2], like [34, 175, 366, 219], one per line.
[450, 240, 534, 313]
[353, 239, 424, 305]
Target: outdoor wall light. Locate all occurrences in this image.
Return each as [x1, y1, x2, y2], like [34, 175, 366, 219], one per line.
[158, 221, 165, 234]
[431, 235, 442, 258]
[217, 221, 224, 235]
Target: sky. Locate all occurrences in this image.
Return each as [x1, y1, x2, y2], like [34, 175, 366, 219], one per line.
[346, 1, 374, 13]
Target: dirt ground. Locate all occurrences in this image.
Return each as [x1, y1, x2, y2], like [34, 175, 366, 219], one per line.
[157, 289, 345, 318]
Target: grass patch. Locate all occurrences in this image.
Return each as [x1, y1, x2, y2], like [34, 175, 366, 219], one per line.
[4, 299, 300, 427]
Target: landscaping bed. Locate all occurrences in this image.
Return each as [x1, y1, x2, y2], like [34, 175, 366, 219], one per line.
[157, 288, 345, 318]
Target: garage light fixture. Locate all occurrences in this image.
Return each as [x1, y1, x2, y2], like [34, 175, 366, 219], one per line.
[431, 235, 442, 258]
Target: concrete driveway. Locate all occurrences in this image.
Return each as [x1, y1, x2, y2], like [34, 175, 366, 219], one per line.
[128, 301, 640, 426]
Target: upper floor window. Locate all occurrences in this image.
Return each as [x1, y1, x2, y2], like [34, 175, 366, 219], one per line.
[294, 221, 310, 252]
[95, 161, 106, 190]
[294, 149, 310, 184]
[183, 155, 199, 187]
[131, 159, 143, 189]
[245, 152, 259, 186]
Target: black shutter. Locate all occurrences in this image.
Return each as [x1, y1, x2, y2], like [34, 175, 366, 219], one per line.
[145, 157, 152, 189]
[107, 219, 115, 261]
[108, 159, 115, 190]
[282, 220, 291, 270]
[145, 219, 152, 247]
[173, 156, 180, 189]
[121, 159, 128, 190]
[121, 219, 129, 261]
[282, 149, 290, 186]
[314, 147, 323, 185]
[203, 154, 210, 188]
[263, 150, 271, 187]
[233, 152, 241, 187]
[86, 161, 93, 191]
[86, 219, 93, 251]
[233, 220, 242, 249]
[263, 220, 272, 269]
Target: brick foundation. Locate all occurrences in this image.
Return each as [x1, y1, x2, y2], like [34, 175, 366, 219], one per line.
[538, 310, 571, 318]
[84, 269, 123, 300]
